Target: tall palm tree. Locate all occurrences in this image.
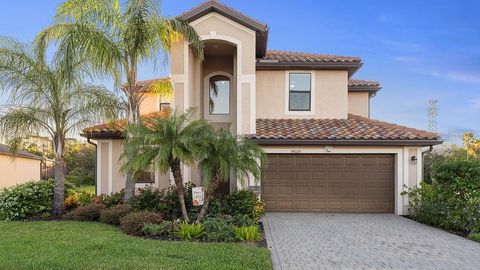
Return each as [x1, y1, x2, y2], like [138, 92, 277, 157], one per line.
[121, 111, 212, 222]
[195, 129, 265, 223]
[37, 0, 204, 201]
[0, 37, 120, 215]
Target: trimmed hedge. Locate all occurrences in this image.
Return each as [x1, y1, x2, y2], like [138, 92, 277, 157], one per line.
[120, 212, 163, 236]
[72, 204, 105, 221]
[99, 204, 133, 225]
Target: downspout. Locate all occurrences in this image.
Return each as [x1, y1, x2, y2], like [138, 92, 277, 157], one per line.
[87, 138, 97, 196]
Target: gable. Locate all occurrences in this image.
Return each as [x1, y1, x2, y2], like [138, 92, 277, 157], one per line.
[178, 0, 269, 58]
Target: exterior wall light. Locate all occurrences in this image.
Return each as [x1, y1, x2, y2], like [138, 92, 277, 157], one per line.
[325, 146, 333, 153]
[411, 155, 417, 164]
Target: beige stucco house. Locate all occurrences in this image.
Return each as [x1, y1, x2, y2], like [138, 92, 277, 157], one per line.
[0, 143, 43, 189]
[82, 1, 442, 215]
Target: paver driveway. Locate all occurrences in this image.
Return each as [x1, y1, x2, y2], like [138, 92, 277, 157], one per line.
[263, 213, 480, 270]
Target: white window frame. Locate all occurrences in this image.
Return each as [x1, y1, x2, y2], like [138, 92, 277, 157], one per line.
[285, 70, 315, 115]
[203, 71, 233, 122]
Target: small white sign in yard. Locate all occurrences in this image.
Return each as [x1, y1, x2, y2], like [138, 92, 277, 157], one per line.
[192, 187, 204, 206]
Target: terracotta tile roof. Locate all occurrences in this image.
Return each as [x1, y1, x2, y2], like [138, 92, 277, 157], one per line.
[127, 77, 170, 93]
[82, 110, 170, 137]
[251, 114, 441, 143]
[348, 79, 380, 87]
[262, 50, 362, 63]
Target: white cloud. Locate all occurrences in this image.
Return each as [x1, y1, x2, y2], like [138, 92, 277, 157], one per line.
[446, 72, 480, 85]
[428, 70, 480, 85]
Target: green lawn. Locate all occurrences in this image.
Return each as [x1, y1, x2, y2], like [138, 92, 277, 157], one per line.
[77, 185, 95, 194]
[0, 221, 272, 270]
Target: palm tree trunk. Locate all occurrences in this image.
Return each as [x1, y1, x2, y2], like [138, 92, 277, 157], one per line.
[171, 158, 189, 223]
[124, 171, 135, 200]
[123, 85, 140, 202]
[52, 135, 65, 216]
[196, 174, 220, 223]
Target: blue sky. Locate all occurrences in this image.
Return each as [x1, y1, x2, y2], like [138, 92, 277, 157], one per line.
[0, 0, 479, 142]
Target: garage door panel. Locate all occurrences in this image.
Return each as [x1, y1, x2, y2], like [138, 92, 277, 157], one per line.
[262, 154, 394, 213]
[295, 156, 312, 165]
[295, 186, 311, 194]
[294, 200, 310, 210]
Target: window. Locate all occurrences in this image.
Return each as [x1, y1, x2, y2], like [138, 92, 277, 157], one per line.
[209, 75, 230, 115]
[159, 102, 170, 110]
[134, 164, 154, 184]
[289, 73, 311, 111]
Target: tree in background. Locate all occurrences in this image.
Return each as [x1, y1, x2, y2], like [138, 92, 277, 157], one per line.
[0, 37, 120, 215]
[463, 132, 480, 156]
[64, 142, 96, 187]
[38, 0, 204, 201]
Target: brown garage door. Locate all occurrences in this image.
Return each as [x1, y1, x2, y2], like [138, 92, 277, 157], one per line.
[262, 154, 395, 213]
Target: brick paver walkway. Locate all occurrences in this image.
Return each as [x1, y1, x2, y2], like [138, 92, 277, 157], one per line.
[263, 213, 480, 270]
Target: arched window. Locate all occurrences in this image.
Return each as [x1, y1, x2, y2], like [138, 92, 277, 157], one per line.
[209, 75, 230, 115]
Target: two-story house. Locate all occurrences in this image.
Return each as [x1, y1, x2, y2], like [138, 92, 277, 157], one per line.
[82, 0, 442, 216]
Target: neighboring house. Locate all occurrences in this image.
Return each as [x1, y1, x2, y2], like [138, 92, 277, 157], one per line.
[82, 0, 442, 215]
[0, 143, 43, 189]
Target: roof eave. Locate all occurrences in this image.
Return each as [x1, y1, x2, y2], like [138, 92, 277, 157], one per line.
[0, 152, 44, 161]
[81, 132, 125, 140]
[249, 138, 444, 147]
[348, 85, 382, 96]
[177, 0, 269, 58]
[256, 62, 363, 78]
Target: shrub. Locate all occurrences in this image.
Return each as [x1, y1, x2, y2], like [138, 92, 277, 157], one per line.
[142, 221, 173, 237]
[203, 217, 236, 242]
[64, 194, 79, 211]
[223, 190, 265, 223]
[234, 225, 262, 242]
[120, 212, 163, 236]
[176, 222, 204, 240]
[0, 180, 55, 221]
[99, 204, 133, 225]
[77, 191, 95, 206]
[163, 182, 196, 219]
[72, 204, 105, 221]
[405, 156, 480, 234]
[94, 190, 124, 207]
[469, 233, 480, 243]
[232, 214, 255, 227]
[131, 187, 165, 212]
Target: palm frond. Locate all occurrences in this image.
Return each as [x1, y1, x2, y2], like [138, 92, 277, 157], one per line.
[0, 107, 54, 150]
[37, 23, 124, 86]
[145, 79, 172, 99]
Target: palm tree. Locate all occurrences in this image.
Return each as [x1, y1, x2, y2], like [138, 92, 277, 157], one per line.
[195, 129, 265, 223]
[121, 111, 212, 222]
[0, 37, 120, 215]
[37, 0, 204, 201]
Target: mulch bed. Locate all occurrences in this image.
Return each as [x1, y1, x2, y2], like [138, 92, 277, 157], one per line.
[29, 213, 269, 247]
[140, 221, 268, 247]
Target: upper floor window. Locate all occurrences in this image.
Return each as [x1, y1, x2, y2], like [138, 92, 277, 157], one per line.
[289, 73, 311, 111]
[209, 75, 230, 115]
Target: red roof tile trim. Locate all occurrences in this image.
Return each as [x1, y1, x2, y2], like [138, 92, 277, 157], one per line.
[348, 79, 380, 87]
[126, 77, 170, 93]
[251, 114, 440, 141]
[262, 50, 361, 63]
[82, 111, 169, 135]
